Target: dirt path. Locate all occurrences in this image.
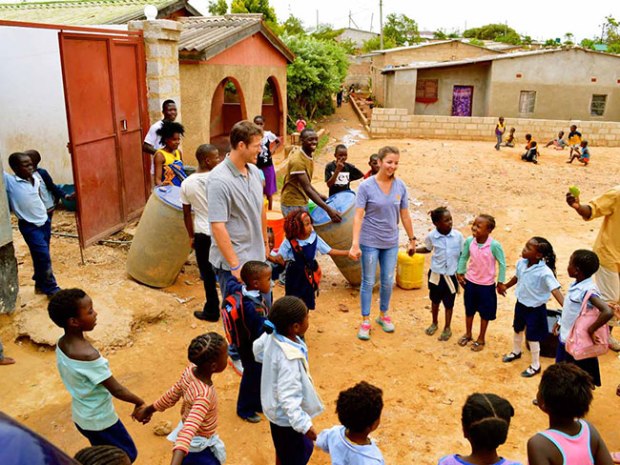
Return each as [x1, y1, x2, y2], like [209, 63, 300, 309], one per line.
[1, 104, 619, 464]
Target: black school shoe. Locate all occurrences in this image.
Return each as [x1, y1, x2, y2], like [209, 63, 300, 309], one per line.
[193, 311, 220, 322]
[502, 352, 522, 363]
[521, 365, 541, 378]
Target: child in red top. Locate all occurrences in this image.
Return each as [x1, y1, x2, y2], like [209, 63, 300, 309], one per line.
[135, 333, 228, 465]
[363, 154, 379, 179]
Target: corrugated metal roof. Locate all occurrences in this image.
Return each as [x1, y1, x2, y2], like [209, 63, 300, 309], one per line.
[0, 0, 185, 25]
[360, 39, 497, 58]
[178, 15, 294, 62]
[381, 47, 620, 74]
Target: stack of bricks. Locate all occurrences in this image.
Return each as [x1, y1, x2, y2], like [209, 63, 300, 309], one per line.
[128, 20, 182, 125]
[369, 108, 620, 147]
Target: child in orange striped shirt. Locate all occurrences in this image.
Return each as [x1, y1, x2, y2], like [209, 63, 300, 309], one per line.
[135, 333, 228, 465]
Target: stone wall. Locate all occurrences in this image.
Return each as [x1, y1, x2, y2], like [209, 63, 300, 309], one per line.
[369, 108, 620, 147]
[128, 20, 182, 125]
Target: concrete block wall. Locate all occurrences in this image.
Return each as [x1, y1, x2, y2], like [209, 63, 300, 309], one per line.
[369, 108, 620, 147]
[128, 20, 182, 125]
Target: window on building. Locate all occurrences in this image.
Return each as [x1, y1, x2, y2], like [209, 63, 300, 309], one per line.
[590, 94, 607, 116]
[416, 79, 439, 103]
[519, 91, 536, 113]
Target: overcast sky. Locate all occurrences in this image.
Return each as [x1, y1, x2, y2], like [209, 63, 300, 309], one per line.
[271, 0, 618, 42]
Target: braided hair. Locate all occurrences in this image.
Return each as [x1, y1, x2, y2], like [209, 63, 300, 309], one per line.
[187, 332, 226, 367]
[74, 445, 131, 465]
[531, 236, 557, 276]
[267, 296, 308, 334]
[284, 209, 309, 241]
[462, 393, 514, 451]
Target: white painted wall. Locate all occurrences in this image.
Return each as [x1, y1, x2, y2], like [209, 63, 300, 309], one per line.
[0, 26, 72, 183]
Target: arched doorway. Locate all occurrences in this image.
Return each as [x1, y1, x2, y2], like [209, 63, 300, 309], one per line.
[209, 77, 246, 153]
[260, 76, 282, 137]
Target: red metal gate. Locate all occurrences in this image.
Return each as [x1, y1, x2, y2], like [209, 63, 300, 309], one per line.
[59, 29, 150, 247]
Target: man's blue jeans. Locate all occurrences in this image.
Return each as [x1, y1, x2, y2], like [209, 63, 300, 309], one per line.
[359, 245, 399, 317]
[18, 219, 59, 295]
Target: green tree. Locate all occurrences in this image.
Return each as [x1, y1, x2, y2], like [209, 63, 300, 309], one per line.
[208, 0, 228, 15]
[281, 15, 305, 36]
[563, 32, 574, 45]
[283, 34, 349, 121]
[311, 25, 344, 42]
[433, 29, 447, 40]
[580, 38, 596, 50]
[231, 0, 277, 24]
[361, 35, 397, 53]
[383, 13, 420, 46]
[463, 23, 519, 41]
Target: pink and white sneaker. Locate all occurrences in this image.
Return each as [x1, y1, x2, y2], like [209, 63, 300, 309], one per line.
[376, 315, 395, 333]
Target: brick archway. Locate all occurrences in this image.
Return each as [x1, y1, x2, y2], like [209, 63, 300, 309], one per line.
[209, 76, 247, 153]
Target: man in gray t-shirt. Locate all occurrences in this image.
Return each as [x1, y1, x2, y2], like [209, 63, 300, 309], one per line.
[208, 120, 268, 289]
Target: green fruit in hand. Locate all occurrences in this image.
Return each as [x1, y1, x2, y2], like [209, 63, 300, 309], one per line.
[569, 185, 580, 197]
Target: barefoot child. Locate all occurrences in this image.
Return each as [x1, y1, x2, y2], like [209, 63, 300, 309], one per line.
[48, 289, 144, 462]
[253, 296, 323, 465]
[545, 131, 567, 149]
[134, 333, 228, 465]
[567, 140, 590, 165]
[222, 261, 271, 423]
[181, 144, 222, 322]
[494, 117, 506, 150]
[528, 363, 614, 465]
[438, 393, 520, 465]
[501, 237, 564, 377]
[154, 121, 186, 186]
[457, 214, 506, 351]
[416, 207, 464, 341]
[273, 210, 349, 310]
[502, 127, 516, 147]
[554, 250, 613, 387]
[317, 381, 384, 465]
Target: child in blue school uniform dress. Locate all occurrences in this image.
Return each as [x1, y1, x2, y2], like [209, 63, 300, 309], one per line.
[554, 250, 614, 387]
[317, 381, 385, 465]
[416, 207, 464, 342]
[501, 237, 565, 378]
[272, 210, 348, 310]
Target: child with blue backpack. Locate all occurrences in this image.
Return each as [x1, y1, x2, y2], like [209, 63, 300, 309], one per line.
[221, 261, 272, 423]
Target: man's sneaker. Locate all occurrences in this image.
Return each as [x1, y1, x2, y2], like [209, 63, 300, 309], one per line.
[357, 322, 371, 340]
[228, 358, 244, 376]
[376, 315, 395, 333]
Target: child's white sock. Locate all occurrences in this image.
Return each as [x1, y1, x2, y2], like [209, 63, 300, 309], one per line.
[513, 332, 524, 354]
[529, 341, 541, 370]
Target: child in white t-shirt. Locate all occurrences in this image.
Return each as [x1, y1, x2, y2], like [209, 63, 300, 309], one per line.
[180, 144, 223, 322]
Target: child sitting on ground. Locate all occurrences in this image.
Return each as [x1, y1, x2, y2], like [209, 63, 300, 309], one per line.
[416, 207, 464, 342]
[181, 144, 222, 322]
[527, 363, 613, 465]
[457, 214, 506, 352]
[25, 149, 74, 219]
[363, 154, 379, 179]
[253, 296, 323, 465]
[568, 140, 590, 166]
[317, 381, 385, 465]
[222, 261, 271, 423]
[324, 144, 364, 196]
[545, 131, 567, 149]
[501, 237, 564, 378]
[154, 121, 186, 187]
[48, 289, 144, 463]
[554, 249, 613, 387]
[438, 393, 520, 465]
[134, 333, 228, 465]
[522, 140, 539, 164]
[273, 210, 349, 310]
[502, 128, 516, 147]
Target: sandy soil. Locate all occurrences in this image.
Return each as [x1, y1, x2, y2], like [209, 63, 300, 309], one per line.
[1, 103, 619, 464]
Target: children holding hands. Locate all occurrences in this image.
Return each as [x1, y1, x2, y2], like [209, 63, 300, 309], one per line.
[457, 214, 506, 351]
[416, 207, 464, 341]
[501, 237, 564, 377]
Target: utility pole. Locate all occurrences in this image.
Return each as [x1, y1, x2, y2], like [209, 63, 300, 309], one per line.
[370, 13, 374, 32]
[379, 0, 383, 49]
[349, 10, 351, 28]
[316, 9, 319, 30]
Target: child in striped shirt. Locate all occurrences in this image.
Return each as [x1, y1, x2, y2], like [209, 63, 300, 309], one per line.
[135, 333, 228, 465]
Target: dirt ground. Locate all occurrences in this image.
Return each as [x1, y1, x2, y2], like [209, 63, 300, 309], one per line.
[1, 103, 619, 464]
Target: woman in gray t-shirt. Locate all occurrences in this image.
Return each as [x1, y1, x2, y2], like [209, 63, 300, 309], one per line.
[349, 146, 416, 341]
